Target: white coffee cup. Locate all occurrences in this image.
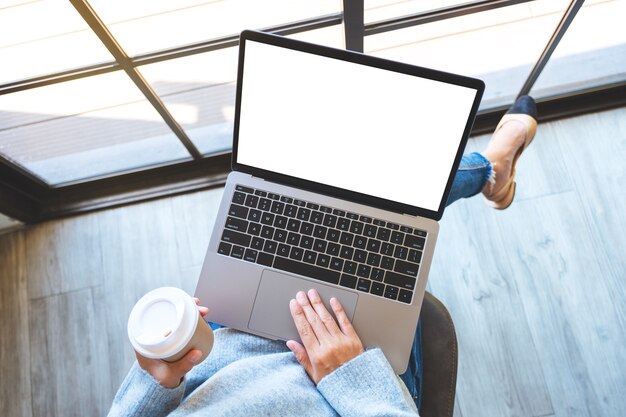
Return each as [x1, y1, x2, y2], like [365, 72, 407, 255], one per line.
[128, 287, 214, 363]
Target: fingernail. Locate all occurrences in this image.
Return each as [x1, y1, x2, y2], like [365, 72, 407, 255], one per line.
[296, 291, 307, 304]
[189, 350, 202, 363]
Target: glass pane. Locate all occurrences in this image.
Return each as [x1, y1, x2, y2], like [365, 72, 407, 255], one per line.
[0, 72, 190, 185]
[287, 22, 345, 49]
[139, 48, 239, 156]
[364, 0, 569, 110]
[88, 0, 341, 56]
[0, 0, 113, 84]
[2, 0, 32, 7]
[531, 0, 626, 98]
[365, 0, 468, 24]
[139, 25, 345, 156]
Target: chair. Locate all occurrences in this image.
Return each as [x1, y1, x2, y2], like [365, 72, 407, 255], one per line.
[418, 292, 458, 417]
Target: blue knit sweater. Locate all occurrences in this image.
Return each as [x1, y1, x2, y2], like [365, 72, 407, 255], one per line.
[108, 328, 419, 416]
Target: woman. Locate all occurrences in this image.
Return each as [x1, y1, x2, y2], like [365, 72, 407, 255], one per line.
[108, 96, 538, 417]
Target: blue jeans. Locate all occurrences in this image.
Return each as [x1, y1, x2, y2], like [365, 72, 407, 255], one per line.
[399, 152, 492, 409]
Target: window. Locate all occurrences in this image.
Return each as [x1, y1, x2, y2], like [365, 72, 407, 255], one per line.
[530, 0, 626, 98]
[0, 0, 113, 84]
[1, 0, 624, 221]
[0, 72, 191, 184]
[0, 0, 343, 185]
[364, 0, 569, 109]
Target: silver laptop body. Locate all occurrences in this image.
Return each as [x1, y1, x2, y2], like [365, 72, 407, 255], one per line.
[196, 30, 484, 373]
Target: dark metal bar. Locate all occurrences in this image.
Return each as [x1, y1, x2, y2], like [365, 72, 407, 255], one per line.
[270, 13, 343, 36]
[136, 37, 240, 67]
[0, 156, 48, 223]
[0, 182, 40, 223]
[0, 62, 120, 96]
[128, 67, 204, 159]
[133, 13, 343, 66]
[0, 155, 50, 189]
[364, 0, 532, 36]
[38, 153, 232, 220]
[343, 0, 364, 52]
[518, 0, 585, 97]
[471, 80, 626, 136]
[0, 14, 342, 94]
[68, 0, 203, 159]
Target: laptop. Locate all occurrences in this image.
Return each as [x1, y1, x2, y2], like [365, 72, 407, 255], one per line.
[195, 29, 484, 373]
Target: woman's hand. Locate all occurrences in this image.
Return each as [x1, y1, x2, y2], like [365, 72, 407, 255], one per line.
[135, 298, 209, 389]
[287, 289, 364, 385]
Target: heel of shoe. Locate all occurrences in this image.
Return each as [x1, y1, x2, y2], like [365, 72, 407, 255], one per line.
[484, 181, 516, 210]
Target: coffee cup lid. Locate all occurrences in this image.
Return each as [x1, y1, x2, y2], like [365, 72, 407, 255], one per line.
[127, 287, 198, 359]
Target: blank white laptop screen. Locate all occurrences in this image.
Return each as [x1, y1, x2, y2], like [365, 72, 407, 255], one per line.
[236, 40, 479, 212]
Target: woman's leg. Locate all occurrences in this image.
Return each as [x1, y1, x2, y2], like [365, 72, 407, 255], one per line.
[446, 152, 493, 207]
[399, 321, 424, 409]
[446, 106, 535, 208]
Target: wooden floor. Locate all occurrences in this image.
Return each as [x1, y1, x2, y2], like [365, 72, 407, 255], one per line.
[0, 107, 624, 417]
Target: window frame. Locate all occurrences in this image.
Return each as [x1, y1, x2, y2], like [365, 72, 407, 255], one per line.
[1, 0, 624, 223]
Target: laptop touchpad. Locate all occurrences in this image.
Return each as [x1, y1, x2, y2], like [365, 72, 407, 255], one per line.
[248, 269, 359, 341]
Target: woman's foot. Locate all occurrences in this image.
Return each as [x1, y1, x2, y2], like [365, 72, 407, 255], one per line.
[481, 96, 538, 209]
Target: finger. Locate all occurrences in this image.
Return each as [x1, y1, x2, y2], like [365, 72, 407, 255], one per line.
[330, 297, 358, 338]
[296, 291, 330, 338]
[307, 289, 341, 336]
[198, 306, 209, 317]
[135, 350, 159, 369]
[286, 340, 313, 376]
[173, 349, 202, 376]
[289, 298, 319, 348]
[193, 298, 210, 317]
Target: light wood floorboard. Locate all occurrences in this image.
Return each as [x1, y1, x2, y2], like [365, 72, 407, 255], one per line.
[494, 192, 614, 417]
[555, 111, 626, 332]
[29, 287, 112, 417]
[428, 195, 553, 417]
[171, 187, 224, 272]
[0, 231, 32, 417]
[97, 197, 196, 394]
[0, 107, 623, 416]
[25, 214, 104, 300]
[440, 107, 626, 416]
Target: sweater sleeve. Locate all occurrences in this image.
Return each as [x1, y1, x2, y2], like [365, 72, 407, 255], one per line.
[107, 362, 186, 417]
[316, 348, 419, 417]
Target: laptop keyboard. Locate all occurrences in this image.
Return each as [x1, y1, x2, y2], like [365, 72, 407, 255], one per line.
[217, 184, 427, 304]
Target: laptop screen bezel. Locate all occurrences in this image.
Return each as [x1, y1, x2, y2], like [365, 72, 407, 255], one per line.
[232, 30, 484, 221]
